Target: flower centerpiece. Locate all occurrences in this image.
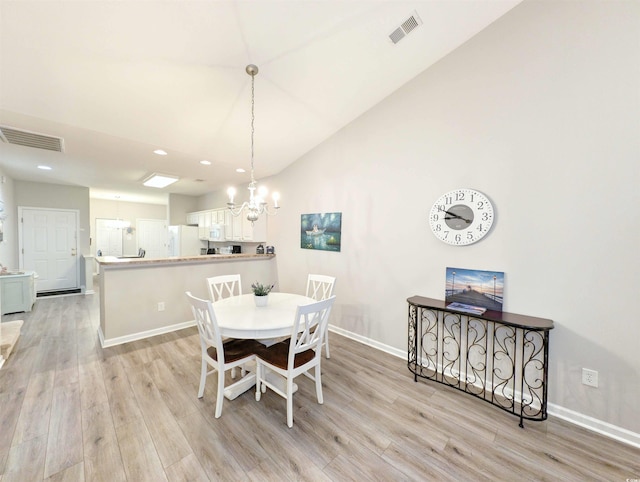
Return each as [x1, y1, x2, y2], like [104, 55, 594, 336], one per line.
[251, 281, 274, 307]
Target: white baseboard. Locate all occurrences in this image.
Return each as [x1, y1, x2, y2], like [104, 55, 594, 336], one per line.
[98, 320, 197, 348]
[548, 403, 640, 449]
[328, 325, 640, 449]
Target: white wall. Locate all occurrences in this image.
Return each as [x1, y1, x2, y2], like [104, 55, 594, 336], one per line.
[253, 1, 639, 435]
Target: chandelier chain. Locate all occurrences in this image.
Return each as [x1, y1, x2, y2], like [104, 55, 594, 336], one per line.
[227, 64, 280, 224]
[250, 71, 255, 183]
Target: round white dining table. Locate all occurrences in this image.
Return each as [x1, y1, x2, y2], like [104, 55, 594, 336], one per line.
[213, 292, 316, 340]
[212, 292, 316, 400]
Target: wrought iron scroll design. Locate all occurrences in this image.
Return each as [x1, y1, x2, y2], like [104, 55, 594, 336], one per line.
[407, 301, 551, 427]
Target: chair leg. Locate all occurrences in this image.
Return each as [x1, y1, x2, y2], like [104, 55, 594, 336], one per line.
[255, 361, 262, 401]
[215, 369, 225, 418]
[315, 364, 323, 404]
[198, 357, 207, 398]
[324, 326, 331, 359]
[286, 377, 294, 428]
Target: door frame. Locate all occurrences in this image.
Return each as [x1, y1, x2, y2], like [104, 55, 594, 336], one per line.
[18, 206, 81, 291]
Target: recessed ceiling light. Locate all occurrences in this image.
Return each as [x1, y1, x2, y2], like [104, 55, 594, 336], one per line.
[200, 160, 211, 165]
[37, 165, 52, 170]
[153, 149, 168, 156]
[236, 168, 246, 173]
[142, 173, 179, 188]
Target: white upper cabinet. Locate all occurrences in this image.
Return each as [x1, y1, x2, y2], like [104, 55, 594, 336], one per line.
[186, 212, 199, 225]
[189, 208, 267, 243]
[242, 214, 267, 242]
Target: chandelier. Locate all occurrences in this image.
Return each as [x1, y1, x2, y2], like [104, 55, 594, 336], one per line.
[227, 64, 280, 224]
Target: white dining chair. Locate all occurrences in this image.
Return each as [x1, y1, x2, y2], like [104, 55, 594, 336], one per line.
[255, 296, 336, 428]
[206, 274, 246, 377]
[306, 274, 336, 358]
[206, 274, 242, 301]
[185, 291, 262, 418]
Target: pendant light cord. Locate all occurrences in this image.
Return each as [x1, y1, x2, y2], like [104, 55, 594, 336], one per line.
[250, 70, 255, 184]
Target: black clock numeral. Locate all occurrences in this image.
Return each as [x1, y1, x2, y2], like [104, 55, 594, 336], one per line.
[437, 204, 446, 212]
[482, 212, 490, 221]
[444, 196, 452, 205]
[431, 214, 439, 222]
[454, 234, 462, 242]
[455, 192, 465, 201]
[477, 223, 484, 232]
[477, 201, 484, 210]
[433, 224, 442, 232]
[467, 232, 474, 240]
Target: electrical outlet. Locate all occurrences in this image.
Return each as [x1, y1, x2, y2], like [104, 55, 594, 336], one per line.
[157, 302, 165, 312]
[582, 368, 598, 388]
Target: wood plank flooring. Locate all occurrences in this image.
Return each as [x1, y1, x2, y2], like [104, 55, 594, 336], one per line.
[0, 291, 638, 481]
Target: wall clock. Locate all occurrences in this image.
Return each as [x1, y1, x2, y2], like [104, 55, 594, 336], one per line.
[429, 188, 494, 245]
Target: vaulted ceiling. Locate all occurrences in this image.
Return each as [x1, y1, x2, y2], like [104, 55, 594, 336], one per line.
[0, 1, 521, 204]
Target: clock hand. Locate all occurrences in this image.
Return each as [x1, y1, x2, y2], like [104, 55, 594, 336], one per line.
[444, 210, 472, 224]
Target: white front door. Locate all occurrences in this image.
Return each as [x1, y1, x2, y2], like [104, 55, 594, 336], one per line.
[19, 207, 79, 292]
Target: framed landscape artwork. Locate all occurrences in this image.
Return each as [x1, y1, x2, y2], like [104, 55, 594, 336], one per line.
[445, 267, 504, 314]
[300, 212, 342, 252]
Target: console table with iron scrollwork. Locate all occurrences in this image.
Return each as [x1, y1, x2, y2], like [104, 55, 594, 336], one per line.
[407, 296, 553, 427]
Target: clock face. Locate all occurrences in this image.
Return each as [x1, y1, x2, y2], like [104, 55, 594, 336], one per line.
[429, 188, 494, 245]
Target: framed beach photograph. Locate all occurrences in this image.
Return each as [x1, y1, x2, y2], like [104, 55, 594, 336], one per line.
[300, 212, 342, 252]
[445, 267, 504, 314]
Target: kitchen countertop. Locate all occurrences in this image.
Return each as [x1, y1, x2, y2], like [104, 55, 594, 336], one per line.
[96, 253, 275, 268]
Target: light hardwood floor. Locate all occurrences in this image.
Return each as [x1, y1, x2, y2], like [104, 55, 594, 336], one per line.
[0, 291, 638, 481]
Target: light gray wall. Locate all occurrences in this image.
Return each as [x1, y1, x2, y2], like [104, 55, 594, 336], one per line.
[0, 167, 17, 268]
[168, 193, 198, 225]
[15, 180, 91, 256]
[247, 1, 639, 433]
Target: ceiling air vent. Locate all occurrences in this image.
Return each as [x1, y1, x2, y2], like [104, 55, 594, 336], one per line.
[389, 11, 423, 45]
[0, 125, 65, 152]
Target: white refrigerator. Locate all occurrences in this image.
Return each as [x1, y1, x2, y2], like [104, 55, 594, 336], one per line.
[168, 225, 201, 256]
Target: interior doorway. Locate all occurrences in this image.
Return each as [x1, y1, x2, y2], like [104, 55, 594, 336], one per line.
[136, 219, 168, 259]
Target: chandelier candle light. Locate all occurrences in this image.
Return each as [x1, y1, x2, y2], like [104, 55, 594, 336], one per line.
[227, 64, 280, 225]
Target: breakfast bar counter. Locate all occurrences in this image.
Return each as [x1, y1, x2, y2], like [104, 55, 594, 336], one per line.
[97, 253, 277, 347]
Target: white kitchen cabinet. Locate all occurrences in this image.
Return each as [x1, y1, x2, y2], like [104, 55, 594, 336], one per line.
[0, 271, 36, 315]
[213, 209, 226, 225]
[223, 211, 267, 242]
[224, 210, 242, 241]
[192, 207, 266, 242]
[197, 211, 214, 240]
[186, 212, 199, 225]
[242, 214, 267, 242]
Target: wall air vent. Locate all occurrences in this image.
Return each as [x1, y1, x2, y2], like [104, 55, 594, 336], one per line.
[389, 11, 423, 44]
[0, 125, 65, 152]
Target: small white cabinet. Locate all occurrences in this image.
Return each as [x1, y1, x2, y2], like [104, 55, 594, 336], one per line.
[0, 271, 36, 315]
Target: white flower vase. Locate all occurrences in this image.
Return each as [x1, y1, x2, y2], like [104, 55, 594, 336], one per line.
[254, 294, 269, 307]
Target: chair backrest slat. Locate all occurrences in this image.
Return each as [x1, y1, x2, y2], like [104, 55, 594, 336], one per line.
[306, 274, 336, 301]
[207, 274, 242, 302]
